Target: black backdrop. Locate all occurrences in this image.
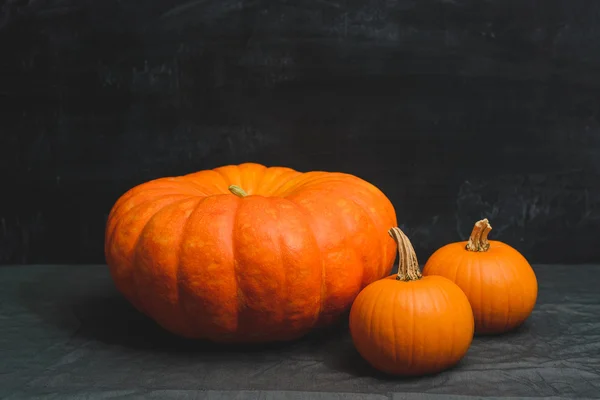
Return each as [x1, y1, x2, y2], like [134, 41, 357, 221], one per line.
[1, 0, 599, 264]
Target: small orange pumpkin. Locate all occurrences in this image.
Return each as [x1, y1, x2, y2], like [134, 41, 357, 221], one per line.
[422, 219, 538, 335]
[105, 163, 398, 343]
[349, 227, 474, 376]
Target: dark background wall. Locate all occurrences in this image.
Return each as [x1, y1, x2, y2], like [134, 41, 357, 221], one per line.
[1, 0, 599, 264]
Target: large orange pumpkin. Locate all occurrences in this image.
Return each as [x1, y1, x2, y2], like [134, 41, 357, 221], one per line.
[422, 218, 538, 334]
[105, 163, 397, 342]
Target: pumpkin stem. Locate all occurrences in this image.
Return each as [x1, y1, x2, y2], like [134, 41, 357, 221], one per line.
[388, 227, 422, 281]
[465, 218, 492, 252]
[228, 185, 248, 197]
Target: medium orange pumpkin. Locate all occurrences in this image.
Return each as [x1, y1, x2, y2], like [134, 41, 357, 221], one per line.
[349, 227, 474, 376]
[105, 163, 397, 343]
[422, 219, 538, 334]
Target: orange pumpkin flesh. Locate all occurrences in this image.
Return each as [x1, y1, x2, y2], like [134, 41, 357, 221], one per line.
[422, 219, 538, 335]
[349, 227, 474, 376]
[105, 163, 397, 343]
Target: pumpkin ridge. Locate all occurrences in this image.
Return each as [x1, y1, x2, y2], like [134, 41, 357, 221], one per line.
[511, 250, 534, 328]
[427, 283, 439, 372]
[109, 180, 206, 213]
[297, 186, 379, 289]
[249, 165, 269, 194]
[181, 176, 226, 195]
[367, 285, 387, 361]
[185, 170, 232, 194]
[291, 186, 389, 325]
[128, 197, 201, 315]
[333, 181, 397, 276]
[297, 173, 365, 195]
[297, 182, 394, 290]
[237, 164, 253, 194]
[260, 169, 303, 196]
[298, 175, 375, 192]
[168, 177, 215, 196]
[105, 194, 198, 287]
[408, 284, 416, 370]
[436, 281, 455, 363]
[470, 256, 480, 329]
[230, 195, 244, 337]
[108, 189, 198, 233]
[271, 198, 296, 335]
[232, 163, 267, 194]
[106, 194, 195, 251]
[453, 250, 466, 289]
[282, 198, 327, 326]
[107, 187, 142, 220]
[287, 200, 324, 334]
[496, 255, 512, 333]
[176, 195, 213, 337]
[391, 282, 400, 365]
[275, 210, 289, 336]
[213, 165, 242, 192]
[342, 194, 389, 284]
[376, 284, 392, 367]
[281, 175, 358, 197]
[293, 199, 326, 330]
[175, 194, 242, 340]
[109, 180, 195, 215]
[271, 171, 323, 197]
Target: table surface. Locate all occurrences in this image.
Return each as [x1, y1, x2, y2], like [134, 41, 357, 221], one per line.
[1, 264, 599, 400]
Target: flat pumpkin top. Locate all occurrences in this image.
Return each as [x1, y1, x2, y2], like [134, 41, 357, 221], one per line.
[113, 162, 390, 201]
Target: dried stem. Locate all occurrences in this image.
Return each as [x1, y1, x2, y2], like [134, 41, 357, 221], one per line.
[465, 218, 492, 252]
[388, 227, 422, 281]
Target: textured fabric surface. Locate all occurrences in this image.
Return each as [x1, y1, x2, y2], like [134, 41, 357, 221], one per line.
[0, 264, 598, 399]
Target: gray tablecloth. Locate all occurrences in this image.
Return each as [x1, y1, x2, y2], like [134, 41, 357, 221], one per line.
[1, 264, 599, 399]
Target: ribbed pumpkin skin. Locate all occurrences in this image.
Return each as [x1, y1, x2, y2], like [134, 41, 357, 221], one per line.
[105, 163, 397, 343]
[423, 240, 538, 335]
[349, 275, 474, 376]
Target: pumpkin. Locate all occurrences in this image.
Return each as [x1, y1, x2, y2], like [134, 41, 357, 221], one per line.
[105, 162, 397, 343]
[349, 227, 474, 376]
[422, 218, 538, 334]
